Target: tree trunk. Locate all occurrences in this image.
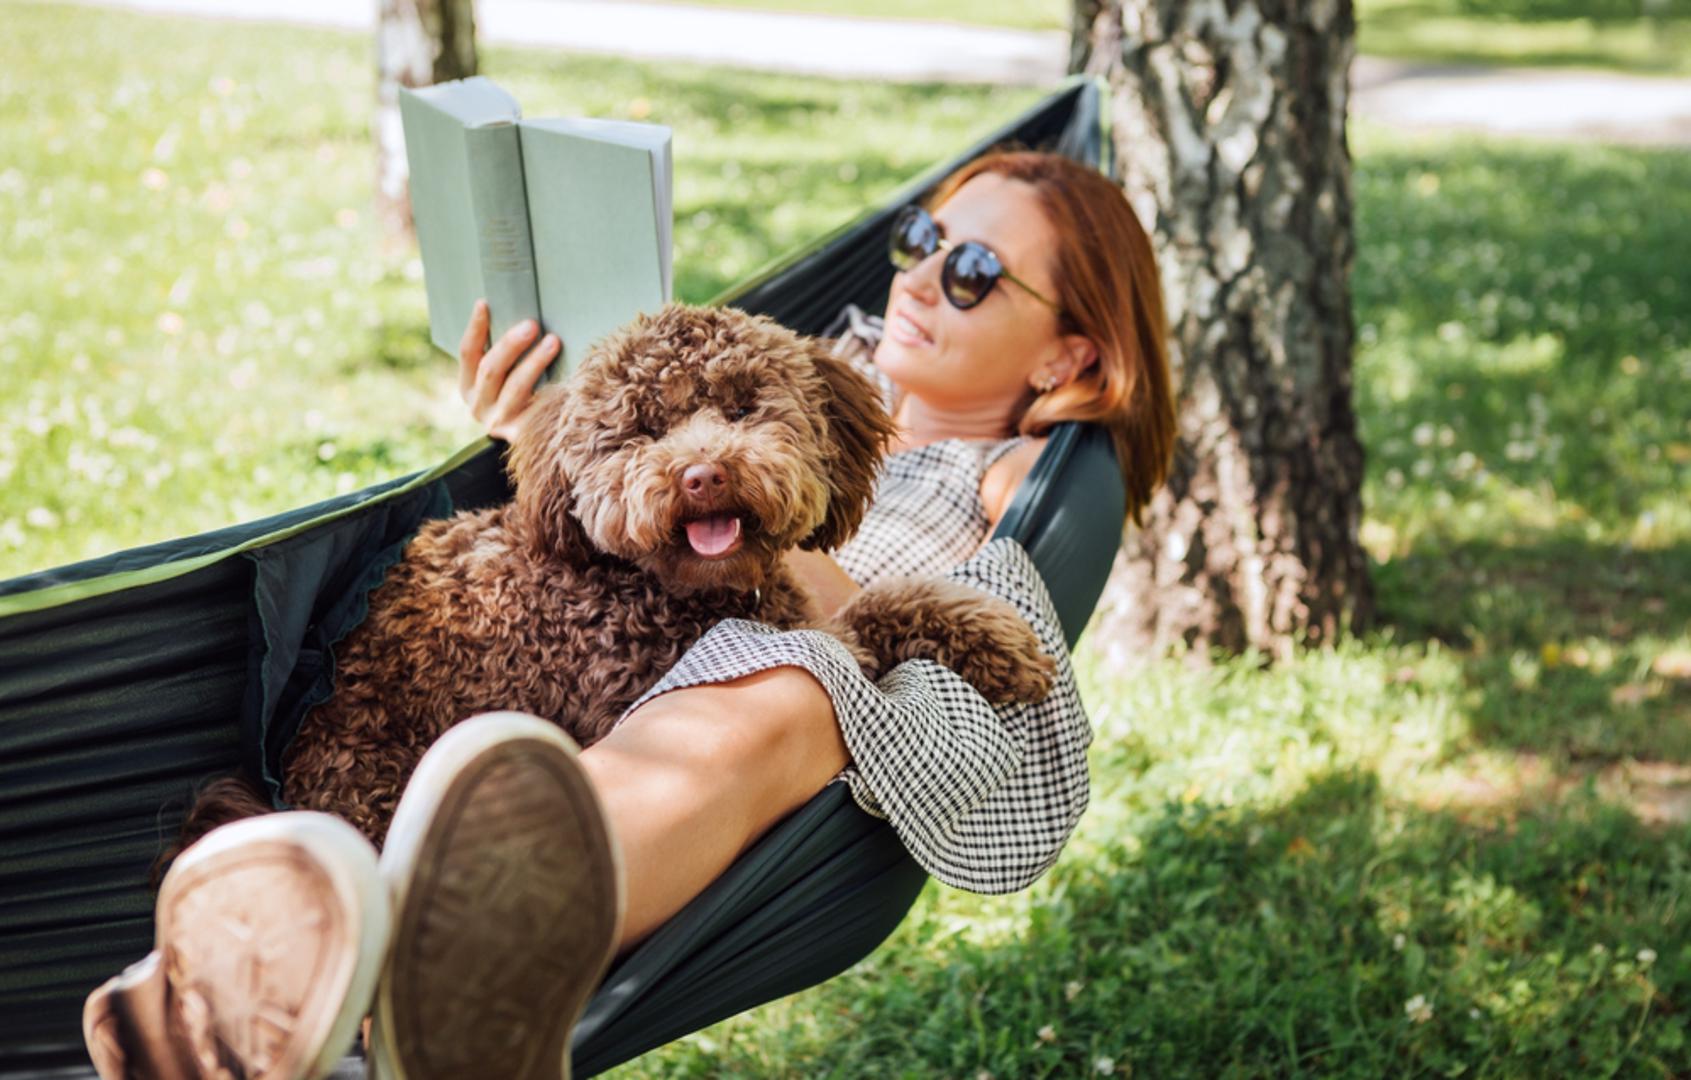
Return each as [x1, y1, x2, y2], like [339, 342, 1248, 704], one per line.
[375, 0, 479, 254]
[1073, 0, 1374, 664]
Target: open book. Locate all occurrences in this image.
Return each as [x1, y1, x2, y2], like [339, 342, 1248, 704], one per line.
[399, 77, 673, 384]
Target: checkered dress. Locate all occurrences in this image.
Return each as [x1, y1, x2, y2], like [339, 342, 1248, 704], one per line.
[613, 305, 1093, 894]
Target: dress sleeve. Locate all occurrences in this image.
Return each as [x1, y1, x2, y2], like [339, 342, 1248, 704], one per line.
[840, 537, 1092, 893]
[612, 537, 1092, 895]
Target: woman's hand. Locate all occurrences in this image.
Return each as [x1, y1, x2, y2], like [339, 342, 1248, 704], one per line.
[457, 299, 561, 442]
[785, 548, 862, 619]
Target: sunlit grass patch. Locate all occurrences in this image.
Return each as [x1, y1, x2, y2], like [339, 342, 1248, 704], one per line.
[1357, 0, 1691, 75]
[620, 763, 1690, 1077]
[1352, 129, 1691, 554]
[0, 2, 1035, 580]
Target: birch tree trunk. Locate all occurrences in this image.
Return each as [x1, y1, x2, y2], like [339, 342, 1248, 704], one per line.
[375, 0, 479, 253]
[1073, 0, 1374, 663]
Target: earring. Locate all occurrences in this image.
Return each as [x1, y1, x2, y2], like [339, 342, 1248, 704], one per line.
[1032, 373, 1059, 393]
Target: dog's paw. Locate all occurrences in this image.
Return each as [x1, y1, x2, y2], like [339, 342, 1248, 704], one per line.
[833, 577, 1056, 705]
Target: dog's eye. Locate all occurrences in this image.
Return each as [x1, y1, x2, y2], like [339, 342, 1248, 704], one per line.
[726, 404, 755, 422]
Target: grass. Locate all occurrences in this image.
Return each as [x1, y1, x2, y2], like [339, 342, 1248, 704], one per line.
[646, 0, 1070, 32]
[618, 0, 1691, 75]
[617, 132, 1691, 1076]
[5, 2, 1691, 1076]
[0, 2, 1037, 575]
[1357, 0, 1691, 76]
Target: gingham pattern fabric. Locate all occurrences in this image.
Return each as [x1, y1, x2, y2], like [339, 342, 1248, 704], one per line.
[616, 538, 1090, 893]
[834, 437, 1027, 586]
[823, 306, 1030, 583]
[612, 305, 1093, 893]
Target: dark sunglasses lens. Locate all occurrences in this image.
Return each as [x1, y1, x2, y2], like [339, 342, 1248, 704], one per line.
[943, 243, 1001, 309]
[889, 207, 937, 271]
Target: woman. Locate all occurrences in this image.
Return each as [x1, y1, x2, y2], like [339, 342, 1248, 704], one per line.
[84, 151, 1175, 1079]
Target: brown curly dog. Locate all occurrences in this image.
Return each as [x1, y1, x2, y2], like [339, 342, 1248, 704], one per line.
[178, 303, 1053, 853]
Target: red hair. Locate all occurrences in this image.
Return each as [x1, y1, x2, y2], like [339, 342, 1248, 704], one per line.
[928, 151, 1175, 529]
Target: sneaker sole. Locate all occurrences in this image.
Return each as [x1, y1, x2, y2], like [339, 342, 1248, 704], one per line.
[371, 712, 625, 1080]
[84, 952, 187, 1080]
[85, 812, 389, 1080]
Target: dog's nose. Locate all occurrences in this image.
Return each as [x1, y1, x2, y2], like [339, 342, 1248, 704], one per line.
[682, 462, 728, 500]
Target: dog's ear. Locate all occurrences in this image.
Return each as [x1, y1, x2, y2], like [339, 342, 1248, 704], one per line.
[802, 346, 898, 552]
[506, 384, 592, 563]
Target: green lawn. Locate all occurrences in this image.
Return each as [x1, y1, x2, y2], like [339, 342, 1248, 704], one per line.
[0, 3, 1038, 575]
[641, 0, 1691, 75]
[4, 3, 1691, 1077]
[666, 0, 1070, 32]
[1358, 0, 1691, 76]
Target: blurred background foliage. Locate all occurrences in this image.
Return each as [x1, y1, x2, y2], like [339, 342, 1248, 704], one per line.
[1360, 0, 1691, 73]
[1438, 0, 1688, 19]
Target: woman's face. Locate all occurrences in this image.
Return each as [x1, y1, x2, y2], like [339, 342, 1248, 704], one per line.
[873, 173, 1072, 411]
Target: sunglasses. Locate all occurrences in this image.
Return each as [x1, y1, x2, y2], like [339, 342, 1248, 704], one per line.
[887, 205, 1064, 316]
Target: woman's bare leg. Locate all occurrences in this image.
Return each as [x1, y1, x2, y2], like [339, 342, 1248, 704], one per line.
[578, 666, 849, 951]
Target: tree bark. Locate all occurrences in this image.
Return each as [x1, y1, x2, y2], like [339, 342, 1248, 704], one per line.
[1073, 0, 1374, 664]
[375, 0, 479, 253]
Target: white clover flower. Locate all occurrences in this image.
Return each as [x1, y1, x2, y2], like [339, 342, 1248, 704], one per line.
[1638, 948, 1657, 966]
[1065, 980, 1084, 1002]
[1037, 1024, 1056, 1044]
[1393, 933, 1406, 952]
[1094, 1057, 1117, 1075]
[1405, 994, 1433, 1024]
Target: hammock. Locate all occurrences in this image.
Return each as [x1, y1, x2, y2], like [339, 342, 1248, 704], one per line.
[0, 76, 1121, 1077]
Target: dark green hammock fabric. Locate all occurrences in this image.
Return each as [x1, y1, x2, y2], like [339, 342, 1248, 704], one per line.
[0, 77, 1120, 1076]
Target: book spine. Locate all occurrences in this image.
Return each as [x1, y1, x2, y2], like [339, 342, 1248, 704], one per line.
[463, 122, 542, 354]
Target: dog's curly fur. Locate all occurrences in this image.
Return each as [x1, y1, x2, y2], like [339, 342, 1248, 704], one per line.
[835, 577, 1056, 703]
[271, 304, 896, 843]
[175, 302, 1054, 857]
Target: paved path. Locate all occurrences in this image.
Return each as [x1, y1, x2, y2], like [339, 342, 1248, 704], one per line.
[1352, 56, 1691, 146]
[57, 0, 1691, 144]
[69, 0, 1069, 85]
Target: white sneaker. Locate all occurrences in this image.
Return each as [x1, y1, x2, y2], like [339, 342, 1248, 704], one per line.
[369, 712, 625, 1080]
[82, 811, 391, 1080]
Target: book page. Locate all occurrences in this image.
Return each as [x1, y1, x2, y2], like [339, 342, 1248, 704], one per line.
[519, 120, 673, 375]
[399, 78, 529, 356]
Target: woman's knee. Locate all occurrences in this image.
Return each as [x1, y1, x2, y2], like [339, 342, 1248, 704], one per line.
[631, 667, 846, 775]
[725, 668, 840, 762]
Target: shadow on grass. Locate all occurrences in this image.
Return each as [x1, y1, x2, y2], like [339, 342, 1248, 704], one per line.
[1371, 535, 1691, 763]
[1350, 133, 1691, 765]
[1352, 135, 1691, 555]
[1375, 537, 1690, 649]
[681, 770, 1690, 1077]
[1354, 137, 1691, 355]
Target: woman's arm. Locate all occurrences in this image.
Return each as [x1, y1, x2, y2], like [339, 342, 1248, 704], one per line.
[457, 299, 561, 442]
[784, 548, 861, 619]
[978, 436, 1047, 542]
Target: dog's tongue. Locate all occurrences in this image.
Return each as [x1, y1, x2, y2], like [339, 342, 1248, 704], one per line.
[685, 514, 742, 557]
